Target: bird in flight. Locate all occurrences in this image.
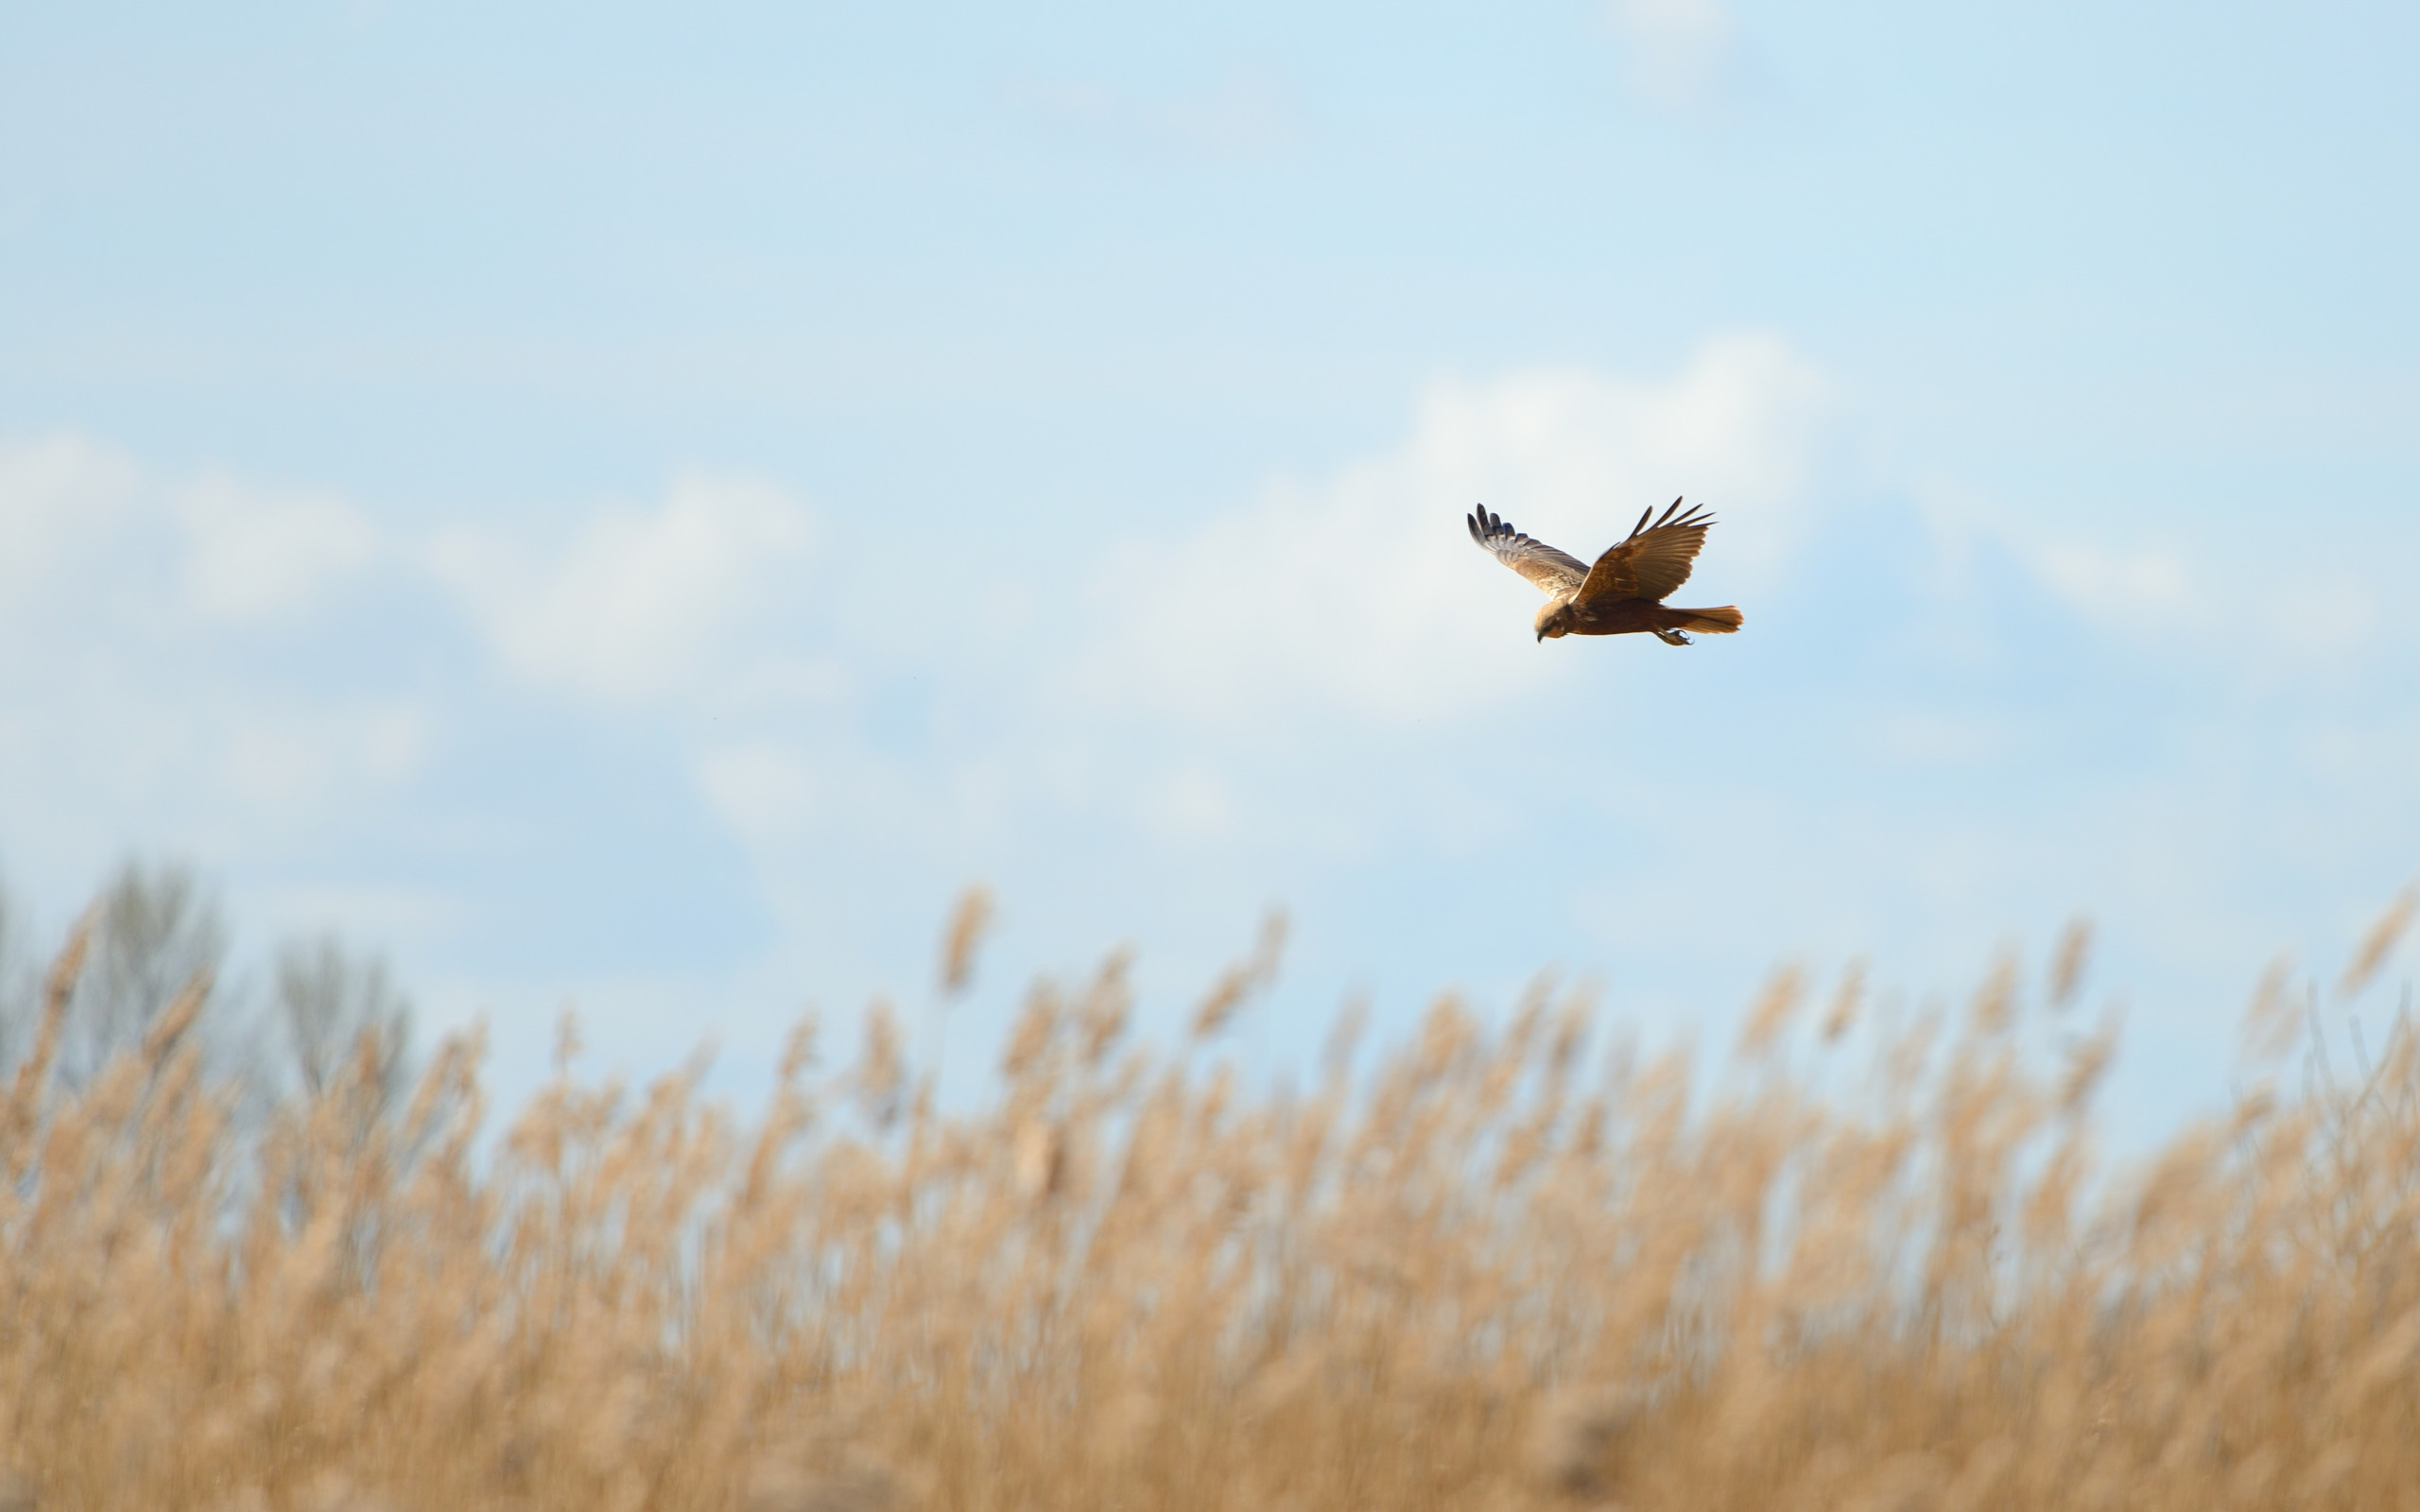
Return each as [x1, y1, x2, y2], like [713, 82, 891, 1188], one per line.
[1467, 498, 1744, 644]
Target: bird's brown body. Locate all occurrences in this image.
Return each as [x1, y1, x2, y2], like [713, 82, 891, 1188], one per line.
[1552, 596, 1743, 640]
[1467, 498, 1743, 646]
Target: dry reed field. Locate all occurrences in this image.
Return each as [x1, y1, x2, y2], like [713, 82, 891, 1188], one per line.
[4, 891, 2419, 1512]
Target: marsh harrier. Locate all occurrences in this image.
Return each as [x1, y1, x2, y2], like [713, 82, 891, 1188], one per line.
[1467, 498, 1743, 644]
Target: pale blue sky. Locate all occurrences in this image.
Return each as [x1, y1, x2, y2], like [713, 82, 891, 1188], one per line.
[3, 0, 2415, 1130]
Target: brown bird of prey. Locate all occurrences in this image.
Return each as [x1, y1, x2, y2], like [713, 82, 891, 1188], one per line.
[1467, 498, 1744, 644]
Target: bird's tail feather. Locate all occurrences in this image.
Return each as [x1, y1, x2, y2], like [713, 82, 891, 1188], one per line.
[1676, 606, 1742, 634]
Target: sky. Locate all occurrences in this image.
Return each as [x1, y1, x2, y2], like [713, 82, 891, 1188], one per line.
[2, 0, 2416, 1134]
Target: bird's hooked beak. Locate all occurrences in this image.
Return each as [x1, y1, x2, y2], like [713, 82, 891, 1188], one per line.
[1535, 627, 1547, 643]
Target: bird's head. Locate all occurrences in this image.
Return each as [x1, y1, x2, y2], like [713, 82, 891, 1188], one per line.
[1534, 600, 1574, 642]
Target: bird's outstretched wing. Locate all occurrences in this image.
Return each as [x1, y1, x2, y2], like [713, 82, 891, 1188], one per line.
[1468, 507, 1588, 596]
[1574, 498, 1715, 605]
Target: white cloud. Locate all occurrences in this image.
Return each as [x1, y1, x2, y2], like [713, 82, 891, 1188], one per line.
[2029, 540, 2197, 627]
[1084, 334, 1836, 732]
[0, 435, 443, 885]
[173, 472, 379, 621]
[0, 434, 144, 609]
[3, 436, 384, 626]
[697, 742, 821, 843]
[220, 701, 429, 806]
[438, 472, 814, 705]
[1906, 470, 2374, 664]
[1141, 763, 1240, 843]
[1607, 0, 1739, 110]
[1007, 65, 1299, 158]
[1995, 512, 2380, 666]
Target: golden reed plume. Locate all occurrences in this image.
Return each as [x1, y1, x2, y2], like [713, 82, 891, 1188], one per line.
[1, 892, 2416, 1509]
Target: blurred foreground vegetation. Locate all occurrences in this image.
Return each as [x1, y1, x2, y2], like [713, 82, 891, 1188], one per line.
[2, 882, 2417, 1511]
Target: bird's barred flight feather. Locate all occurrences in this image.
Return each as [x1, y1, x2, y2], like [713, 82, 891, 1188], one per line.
[1465, 506, 1588, 596]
